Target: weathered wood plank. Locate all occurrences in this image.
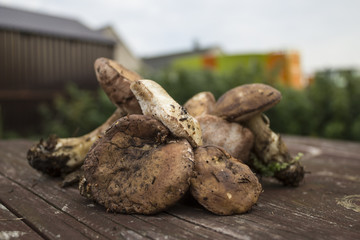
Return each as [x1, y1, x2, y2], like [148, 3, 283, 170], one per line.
[0, 140, 238, 240]
[0, 142, 150, 239]
[134, 211, 236, 240]
[0, 203, 43, 240]
[168, 136, 360, 240]
[0, 138, 359, 240]
[169, 203, 311, 240]
[284, 135, 360, 156]
[0, 175, 106, 240]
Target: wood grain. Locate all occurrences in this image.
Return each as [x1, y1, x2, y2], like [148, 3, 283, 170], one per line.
[0, 137, 359, 240]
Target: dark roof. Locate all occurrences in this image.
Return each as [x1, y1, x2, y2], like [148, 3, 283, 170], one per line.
[142, 46, 222, 70]
[0, 5, 115, 44]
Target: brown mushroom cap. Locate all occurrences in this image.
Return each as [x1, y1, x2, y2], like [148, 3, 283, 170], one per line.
[213, 83, 282, 122]
[94, 58, 142, 114]
[190, 146, 262, 215]
[196, 114, 254, 163]
[183, 92, 216, 117]
[80, 115, 194, 214]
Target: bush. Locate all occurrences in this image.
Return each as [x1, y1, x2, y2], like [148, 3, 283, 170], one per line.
[151, 67, 360, 141]
[151, 63, 271, 105]
[38, 83, 115, 138]
[31, 67, 360, 142]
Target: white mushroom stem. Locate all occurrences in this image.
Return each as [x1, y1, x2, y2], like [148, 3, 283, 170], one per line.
[244, 113, 304, 186]
[130, 80, 203, 148]
[53, 136, 97, 169]
[27, 108, 125, 176]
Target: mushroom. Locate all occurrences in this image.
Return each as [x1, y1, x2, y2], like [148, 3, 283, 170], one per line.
[27, 58, 143, 178]
[94, 57, 142, 114]
[27, 108, 125, 177]
[196, 114, 254, 163]
[190, 146, 262, 215]
[80, 114, 195, 214]
[213, 83, 305, 186]
[183, 91, 216, 117]
[130, 79, 203, 148]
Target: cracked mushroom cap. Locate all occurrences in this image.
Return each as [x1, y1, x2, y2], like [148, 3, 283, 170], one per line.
[80, 115, 195, 214]
[191, 146, 262, 215]
[130, 79, 203, 148]
[196, 114, 254, 163]
[213, 83, 282, 122]
[183, 92, 216, 117]
[94, 57, 142, 114]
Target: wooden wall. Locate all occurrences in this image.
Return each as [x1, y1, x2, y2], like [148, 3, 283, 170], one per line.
[0, 29, 114, 136]
[0, 30, 114, 99]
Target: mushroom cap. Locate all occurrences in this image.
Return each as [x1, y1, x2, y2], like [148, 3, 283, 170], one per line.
[190, 146, 262, 215]
[183, 91, 216, 117]
[213, 83, 282, 122]
[130, 79, 203, 147]
[94, 57, 142, 114]
[80, 115, 194, 214]
[196, 114, 254, 163]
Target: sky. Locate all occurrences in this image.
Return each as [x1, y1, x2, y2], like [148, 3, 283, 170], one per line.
[1, 0, 360, 74]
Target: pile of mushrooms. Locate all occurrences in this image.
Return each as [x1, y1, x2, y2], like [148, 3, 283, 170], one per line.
[27, 58, 304, 215]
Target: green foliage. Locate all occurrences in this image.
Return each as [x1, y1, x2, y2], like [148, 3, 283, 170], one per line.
[151, 62, 271, 105]
[38, 83, 115, 138]
[25, 67, 360, 142]
[150, 67, 360, 141]
[266, 85, 313, 136]
[267, 69, 360, 141]
[251, 153, 303, 177]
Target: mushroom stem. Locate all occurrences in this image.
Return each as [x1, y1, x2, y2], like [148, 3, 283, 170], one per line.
[27, 58, 142, 178]
[245, 113, 305, 186]
[27, 108, 125, 177]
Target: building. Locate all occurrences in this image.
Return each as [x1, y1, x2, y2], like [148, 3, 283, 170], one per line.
[98, 26, 143, 72]
[266, 51, 303, 89]
[142, 44, 223, 71]
[167, 49, 305, 89]
[0, 5, 116, 95]
[0, 5, 140, 135]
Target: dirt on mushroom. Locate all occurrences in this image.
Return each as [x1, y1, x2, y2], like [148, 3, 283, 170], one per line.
[190, 146, 262, 215]
[80, 115, 195, 214]
[27, 108, 125, 177]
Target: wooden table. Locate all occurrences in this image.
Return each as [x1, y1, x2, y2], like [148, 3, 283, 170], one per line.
[0, 136, 359, 240]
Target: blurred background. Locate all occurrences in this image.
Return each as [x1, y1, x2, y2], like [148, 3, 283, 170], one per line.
[1, 0, 360, 141]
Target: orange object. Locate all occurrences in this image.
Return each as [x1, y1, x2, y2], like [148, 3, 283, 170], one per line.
[266, 51, 303, 89]
[202, 54, 218, 70]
